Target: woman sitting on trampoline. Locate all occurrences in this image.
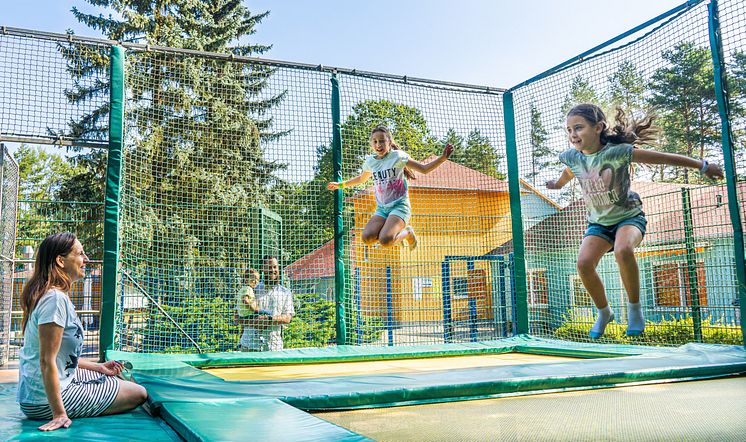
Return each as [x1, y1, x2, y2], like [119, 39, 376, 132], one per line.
[16, 232, 147, 431]
[546, 103, 723, 338]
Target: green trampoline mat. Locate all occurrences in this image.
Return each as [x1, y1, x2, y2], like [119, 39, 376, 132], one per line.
[106, 336, 746, 441]
[0, 382, 180, 441]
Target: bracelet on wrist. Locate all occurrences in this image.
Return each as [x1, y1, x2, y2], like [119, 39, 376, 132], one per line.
[700, 159, 709, 175]
[338, 181, 346, 189]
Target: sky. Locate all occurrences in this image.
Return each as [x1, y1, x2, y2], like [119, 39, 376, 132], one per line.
[4, 0, 686, 89]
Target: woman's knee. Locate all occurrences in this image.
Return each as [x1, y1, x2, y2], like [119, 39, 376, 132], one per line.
[121, 381, 148, 408]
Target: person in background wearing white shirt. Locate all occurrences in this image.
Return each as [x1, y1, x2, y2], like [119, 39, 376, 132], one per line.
[237, 256, 295, 351]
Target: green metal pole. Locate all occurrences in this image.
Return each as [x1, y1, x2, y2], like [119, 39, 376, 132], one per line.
[708, 0, 746, 347]
[331, 72, 346, 345]
[681, 188, 702, 342]
[100, 45, 125, 360]
[502, 91, 529, 334]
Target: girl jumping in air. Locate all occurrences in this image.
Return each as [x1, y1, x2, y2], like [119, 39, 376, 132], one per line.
[546, 103, 723, 338]
[328, 125, 453, 250]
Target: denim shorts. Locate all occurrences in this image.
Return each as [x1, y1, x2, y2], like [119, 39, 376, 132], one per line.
[374, 200, 412, 224]
[584, 212, 647, 248]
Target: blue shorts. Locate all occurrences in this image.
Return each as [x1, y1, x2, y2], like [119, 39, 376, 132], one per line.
[584, 213, 647, 249]
[374, 200, 412, 224]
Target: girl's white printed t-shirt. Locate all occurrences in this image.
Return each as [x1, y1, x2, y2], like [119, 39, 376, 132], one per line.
[362, 150, 411, 208]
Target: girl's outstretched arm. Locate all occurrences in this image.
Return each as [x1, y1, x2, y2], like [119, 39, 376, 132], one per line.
[546, 167, 574, 189]
[406, 144, 454, 174]
[632, 150, 724, 180]
[327, 171, 372, 190]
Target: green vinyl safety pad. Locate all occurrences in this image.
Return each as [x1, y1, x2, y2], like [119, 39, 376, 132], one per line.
[0, 383, 180, 441]
[160, 398, 369, 442]
[106, 335, 746, 441]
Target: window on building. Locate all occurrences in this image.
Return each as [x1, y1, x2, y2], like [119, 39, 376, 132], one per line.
[527, 269, 548, 305]
[653, 261, 708, 307]
[569, 275, 593, 307]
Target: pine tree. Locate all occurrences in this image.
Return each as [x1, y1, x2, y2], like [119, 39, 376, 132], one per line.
[560, 76, 605, 119]
[57, 2, 288, 345]
[526, 101, 554, 186]
[446, 128, 505, 180]
[607, 60, 647, 117]
[648, 42, 719, 183]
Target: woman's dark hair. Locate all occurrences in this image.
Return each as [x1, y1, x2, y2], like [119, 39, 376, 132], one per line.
[371, 125, 416, 180]
[567, 103, 660, 147]
[21, 232, 77, 332]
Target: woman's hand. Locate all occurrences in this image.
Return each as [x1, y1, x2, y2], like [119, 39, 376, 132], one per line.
[327, 182, 340, 190]
[442, 143, 454, 159]
[38, 414, 71, 431]
[97, 360, 124, 376]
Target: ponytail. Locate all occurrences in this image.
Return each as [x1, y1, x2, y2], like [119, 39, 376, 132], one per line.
[604, 107, 660, 147]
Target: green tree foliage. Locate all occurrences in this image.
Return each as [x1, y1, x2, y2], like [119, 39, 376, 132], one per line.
[525, 102, 554, 186]
[140, 294, 241, 353]
[560, 76, 605, 120]
[65, 0, 285, 279]
[648, 42, 719, 183]
[443, 128, 505, 180]
[284, 293, 383, 348]
[726, 50, 746, 172]
[15, 145, 81, 201]
[13, 146, 106, 258]
[608, 60, 647, 117]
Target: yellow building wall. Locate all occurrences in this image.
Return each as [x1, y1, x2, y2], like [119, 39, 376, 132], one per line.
[350, 188, 512, 323]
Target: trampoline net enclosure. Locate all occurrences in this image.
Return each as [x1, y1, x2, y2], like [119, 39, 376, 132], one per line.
[0, 0, 743, 359]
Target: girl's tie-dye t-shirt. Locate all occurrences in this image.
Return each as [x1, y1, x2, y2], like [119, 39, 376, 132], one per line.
[559, 143, 642, 226]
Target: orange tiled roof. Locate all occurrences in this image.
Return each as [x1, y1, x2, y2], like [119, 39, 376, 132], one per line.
[285, 240, 338, 280]
[408, 156, 509, 192]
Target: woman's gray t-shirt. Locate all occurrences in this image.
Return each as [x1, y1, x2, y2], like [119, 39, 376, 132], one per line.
[17, 289, 84, 405]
